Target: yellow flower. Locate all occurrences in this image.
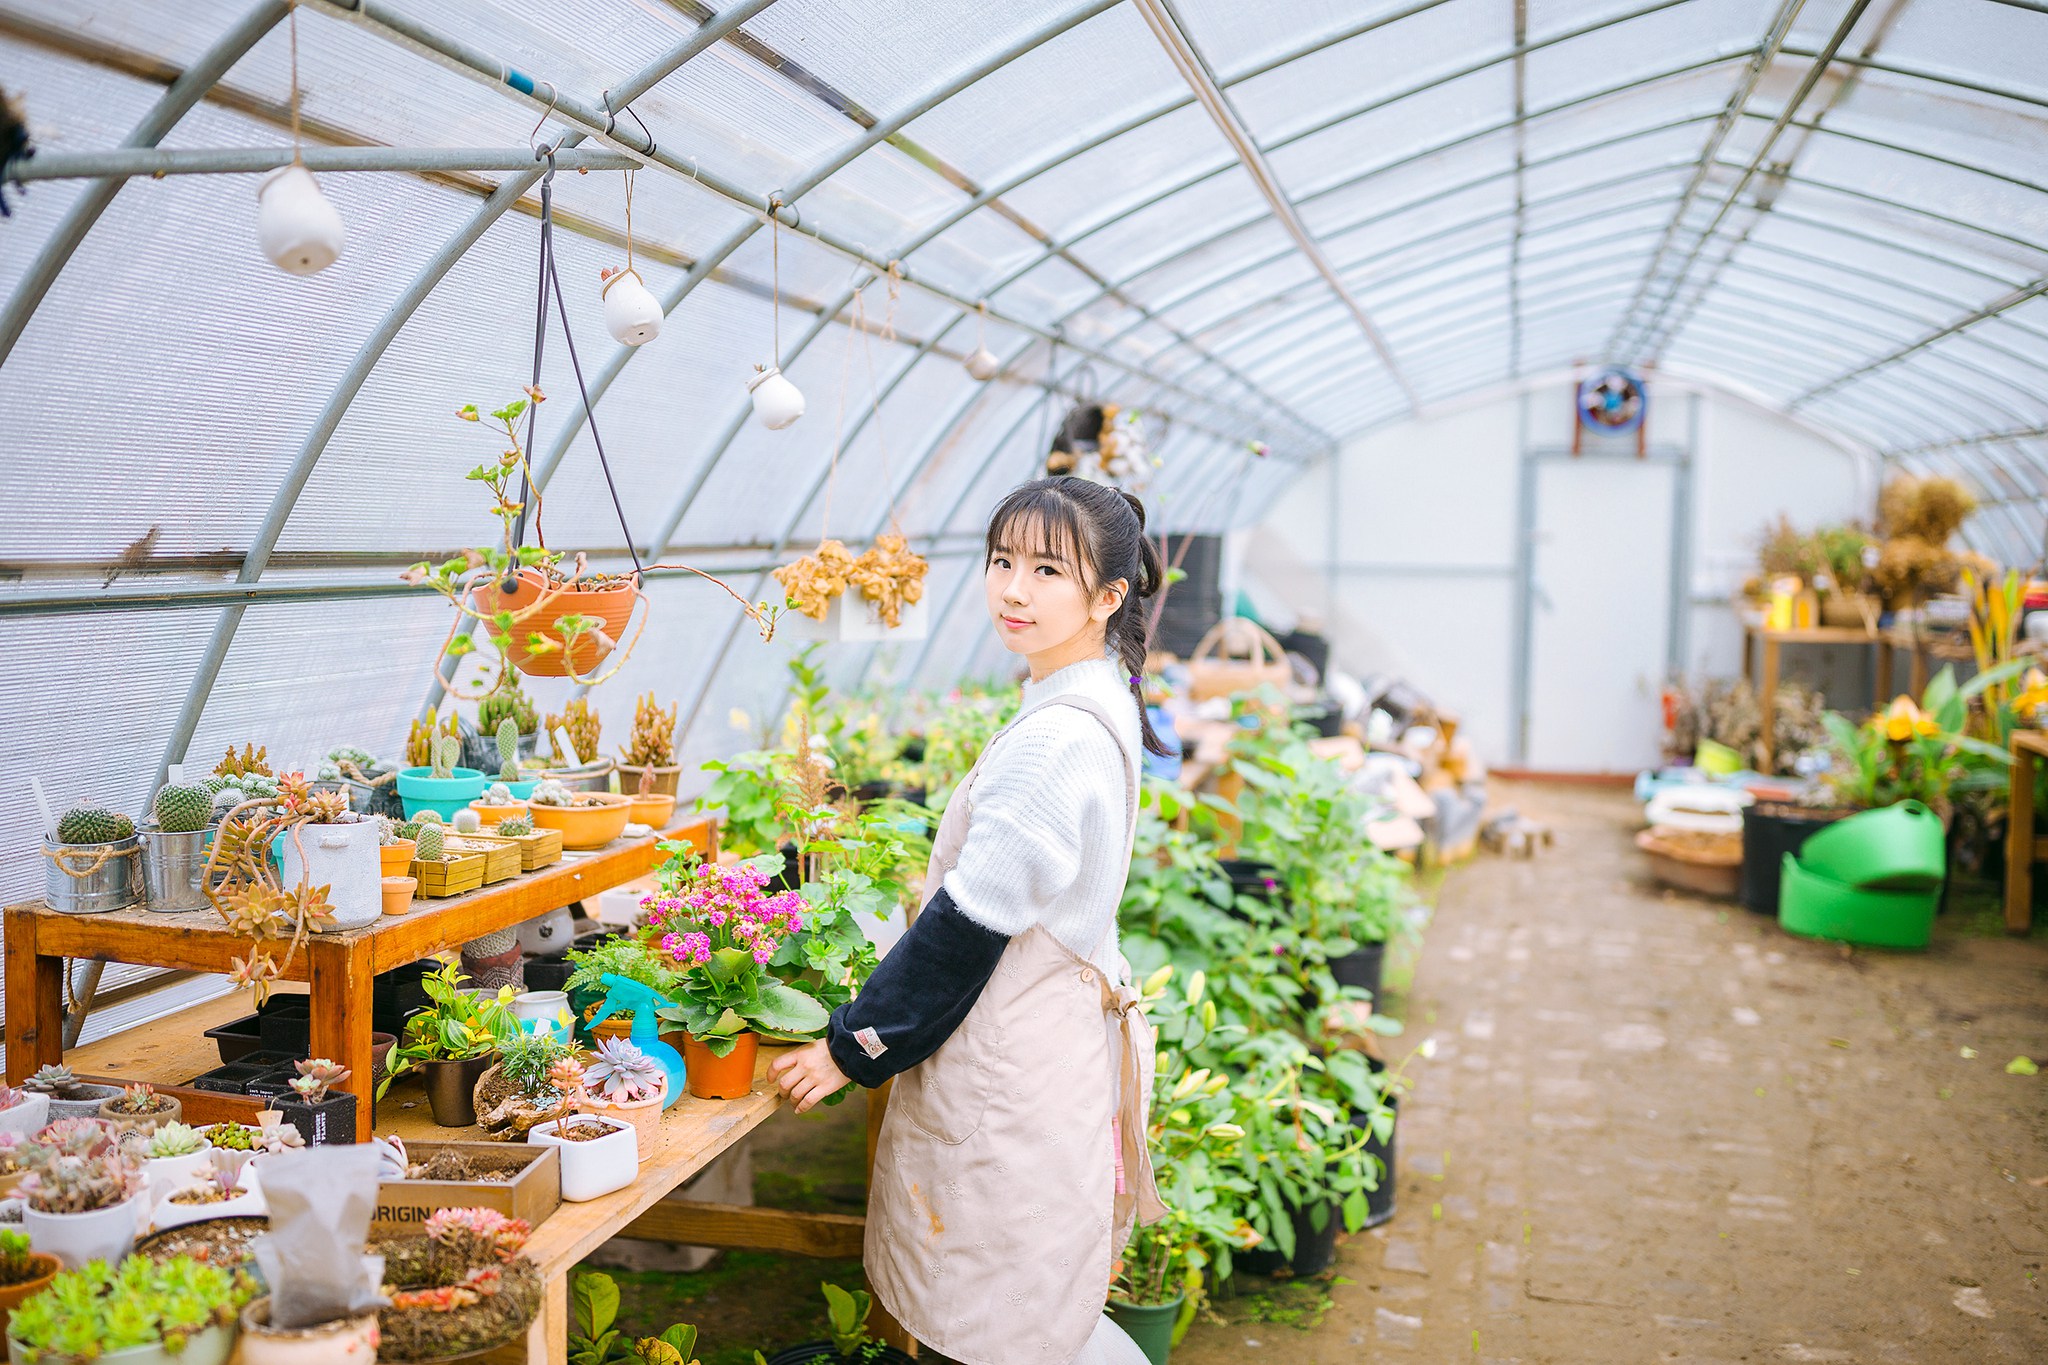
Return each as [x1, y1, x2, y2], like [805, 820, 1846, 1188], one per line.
[1878, 696, 1930, 742]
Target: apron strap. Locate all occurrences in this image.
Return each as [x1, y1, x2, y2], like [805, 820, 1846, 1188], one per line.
[1105, 981, 1168, 1228]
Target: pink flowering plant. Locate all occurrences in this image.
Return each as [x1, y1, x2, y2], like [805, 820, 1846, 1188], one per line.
[646, 861, 830, 1056]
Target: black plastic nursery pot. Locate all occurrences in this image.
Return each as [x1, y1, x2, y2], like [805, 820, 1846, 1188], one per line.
[257, 995, 313, 1054]
[1328, 941, 1386, 1000]
[1233, 1198, 1342, 1278]
[521, 958, 574, 993]
[1740, 803, 1852, 916]
[1218, 859, 1281, 922]
[204, 1014, 264, 1065]
[373, 960, 440, 1038]
[270, 1090, 357, 1146]
[1354, 1089, 1399, 1230]
[186, 1062, 270, 1094]
[761, 1345, 916, 1365]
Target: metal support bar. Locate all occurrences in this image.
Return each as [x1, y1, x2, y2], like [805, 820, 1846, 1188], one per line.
[1792, 273, 2048, 406]
[11, 145, 643, 181]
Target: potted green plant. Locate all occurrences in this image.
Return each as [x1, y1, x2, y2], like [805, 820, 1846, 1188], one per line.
[98, 1083, 180, 1137]
[475, 680, 541, 780]
[471, 1032, 581, 1139]
[139, 782, 213, 913]
[645, 864, 828, 1099]
[138, 1122, 213, 1199]
[396, 730, 488, 822]
[756, 1283, 914, 1364]
[567, 1272, 700, 1365]
[0, 1229, 59, 1342]
[16, 1119, 147, 1268]
[42, 803, 141, 916]
[202, 776, 358, 1002]
[616, 693, 682, 801]
[6, 1252, 253, 1365]
[562, 937, 676, 1043]
[380, 963, 517, 1127]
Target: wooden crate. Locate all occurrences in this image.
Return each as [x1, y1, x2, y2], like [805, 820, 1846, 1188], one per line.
[411, 851, 486, 898]
[494, 827, 564, 873]
[373, 1141, 561, 1232]
[445, 835, 521, 885]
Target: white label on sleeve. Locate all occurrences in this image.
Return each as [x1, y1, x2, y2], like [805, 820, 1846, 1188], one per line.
[855, 1027, 887, 1059]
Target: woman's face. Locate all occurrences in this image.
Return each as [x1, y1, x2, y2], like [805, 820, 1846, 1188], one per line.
[984, 522, 1120, 661]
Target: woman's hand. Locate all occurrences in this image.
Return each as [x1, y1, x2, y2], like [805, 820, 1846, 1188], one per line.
[770, 1039, 853, 1114]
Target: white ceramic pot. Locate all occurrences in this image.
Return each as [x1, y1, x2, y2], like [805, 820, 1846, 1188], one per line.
[23, 1196, 139, 1269]
[517, 905, 574, 959]
[527, 1115, 637, 1201]
[963, 343, 1001, 381]
[142, 1141, 214, 1199]
[151, 1179, 263, 1232]
[0, 1093, 49, 1139]
[511, 990, 572, 1041]
[238, 1299, 379, 1365]
[280, 820, 381, 928]
[15, 1322, 236, 1365]
[746, 365, 805, 430]
[256, 165, 345, 276]
[602, 268, 663, 346]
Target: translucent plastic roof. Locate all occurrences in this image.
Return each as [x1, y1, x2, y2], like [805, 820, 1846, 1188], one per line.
[4, 0, 2048, 894]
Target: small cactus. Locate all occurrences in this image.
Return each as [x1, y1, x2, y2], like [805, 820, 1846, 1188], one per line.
[151, 784, 213, 833]
[529, 779, 574, 808]
[496, 718, 522, 781]
[484, 782, 513, 804]
[498, 814, 534, 837]
[453, 808, 482, 834]
[431, 733, 460, 781]
[55, 806, 134, 845]
[416, 823, 445, 861]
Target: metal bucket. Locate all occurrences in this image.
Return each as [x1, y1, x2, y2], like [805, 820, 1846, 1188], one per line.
[43, 836, 143, 914]
[544, 759, 614, 794]
[140, 827, 213, 912]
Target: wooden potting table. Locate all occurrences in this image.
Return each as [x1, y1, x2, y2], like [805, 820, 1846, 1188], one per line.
[3, 816, 718, 1141]
[1741, 625, 1897, 774]
[2003, 729, 2048, 935]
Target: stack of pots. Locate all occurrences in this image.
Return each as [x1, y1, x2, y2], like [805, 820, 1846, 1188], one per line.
[1778, 800, 1946, 949]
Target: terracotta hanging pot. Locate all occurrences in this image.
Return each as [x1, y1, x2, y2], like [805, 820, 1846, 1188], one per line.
[471, 568, 640, 677]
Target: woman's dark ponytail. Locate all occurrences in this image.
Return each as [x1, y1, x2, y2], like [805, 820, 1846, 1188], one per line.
[983, 477, 1172, 757]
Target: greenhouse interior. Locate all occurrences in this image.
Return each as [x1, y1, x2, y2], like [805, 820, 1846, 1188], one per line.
[2, 0, 2047, 1360]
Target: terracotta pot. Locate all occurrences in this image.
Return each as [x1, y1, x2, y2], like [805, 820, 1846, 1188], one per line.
[683, 1032, 758, 1100]
[0, 1251, 59, 1339]
[626, 793, 676, 829]
[471, 568, 639, 677]
[615, 764, 682, 798]
[237, 1298, 379, 1365]
[98, 1094, 180, 1137]
[527, 793, 633, 850]
[469, 799, 530, 824]
[379, 840, 416, 877]
[381, 875, 417, 916]
[586, 1013, 634, 1044]
[581, 1079, 666, 1160]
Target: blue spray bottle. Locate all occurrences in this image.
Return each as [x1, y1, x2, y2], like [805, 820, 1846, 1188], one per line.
[589, 974, 687, 1110]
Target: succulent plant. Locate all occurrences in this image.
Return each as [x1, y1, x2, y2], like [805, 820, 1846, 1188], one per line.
[255, 1114, 305, 1155]
[0, 1085, 30, 1113]
[376, 816, 409, 847]
[8, 1252, 254, 1359]
[583, 1037, 664, 1103]
[290, 1058, 351, 1104]
[106, 1082, 169, 1116]
[24, 1065, 84, 1098]
[55, 806, 134, 845]
[424, 1206, 531, 1264]
[214, 743, 272, 779]
[546, 698, 601, 766]
[151, 784, 214, 834]
[478, 680, 538, 738]
[145, 1122, 206, 1159]
[31, 1117, 115, 1156]
[621, 693, 678, 770]
[484, 781, 514, 804]
[495, 717, 523, 781]
[205, 1122, 258, 1151]
[529, 779, 574, 808]
[416, 822, 446, 861]
[0, 1228, 37, 1286]
[430, 733, 460, 781]
[498, 814, 535, 837]
[453, 808, 483, 834]
[19, 1148, 143, 1213]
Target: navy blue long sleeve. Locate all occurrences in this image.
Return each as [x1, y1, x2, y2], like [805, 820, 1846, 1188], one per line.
[825, 887, 1009, 1088]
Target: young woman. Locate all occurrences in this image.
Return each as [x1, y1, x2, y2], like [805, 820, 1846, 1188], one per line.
[770, 477, 1171, 1365]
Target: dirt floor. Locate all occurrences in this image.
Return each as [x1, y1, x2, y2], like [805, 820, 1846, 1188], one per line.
[601, 780, 2048, 1363]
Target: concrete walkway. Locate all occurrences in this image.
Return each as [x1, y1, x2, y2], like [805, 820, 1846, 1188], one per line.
[1177, 781, 2048, 1363]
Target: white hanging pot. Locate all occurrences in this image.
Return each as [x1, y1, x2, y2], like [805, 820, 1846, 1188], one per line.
[963, 344, 1001, 382]
[748, 365, 806, 430]
[602, 267, 663, 346]
[255, 165, 345, 276]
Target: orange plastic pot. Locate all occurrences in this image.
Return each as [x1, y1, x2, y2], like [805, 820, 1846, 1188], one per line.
[379, 840, 416, 877]
[469, 799, 530, 824]
[683, 1031, 759, 1100]
[627, 792, 676, 829]
[527, 792, 634, 849]
[471, 568, 639, 677]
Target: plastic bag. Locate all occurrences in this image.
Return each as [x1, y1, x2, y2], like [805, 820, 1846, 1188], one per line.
[252, 1146, 389, 1329]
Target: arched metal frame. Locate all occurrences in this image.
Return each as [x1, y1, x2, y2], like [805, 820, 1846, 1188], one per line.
[2, 0, 2042, 770]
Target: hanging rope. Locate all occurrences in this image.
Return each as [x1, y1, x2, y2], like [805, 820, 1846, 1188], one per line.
[769, 195, 784, 362]
[286, 0, 303, 166]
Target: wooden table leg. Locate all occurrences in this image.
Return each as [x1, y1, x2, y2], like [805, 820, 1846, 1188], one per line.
[1876, 640, 1893, 704]
[863, 1079, 916, 1356]
[306, 935, 378, 1141]
[4, 908, 66, 1083]
[1758, 638, 1780, 775]
[2007, 741, 2036, 935]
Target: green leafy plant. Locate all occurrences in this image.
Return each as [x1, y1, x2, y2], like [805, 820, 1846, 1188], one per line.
[8, 1254, 255, 1362]
[1820, 662, 2025, 814]
[0, 1228, 44, 1286]
[696, 750, 788, 857]
[378, 963, 517, 1098]
[647, 862, 828, 1055]
[568, 1272, 698, 1365]
[496, 1031, 580, 1102]
[562, 936, 676, 999]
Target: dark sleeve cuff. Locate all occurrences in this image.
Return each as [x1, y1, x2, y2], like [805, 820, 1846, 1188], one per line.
[826, 887, 1010, 1087]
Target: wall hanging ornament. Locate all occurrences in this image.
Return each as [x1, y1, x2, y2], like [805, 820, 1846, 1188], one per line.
[748, 196, 806, 429]
[404, 147, 777, 699]
[255, 2, 344, 275]
[599, 166, 661, 346]
[963, 301, 1001, 381]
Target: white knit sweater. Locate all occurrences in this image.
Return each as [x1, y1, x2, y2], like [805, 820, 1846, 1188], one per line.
[942, 656, 1140, 980]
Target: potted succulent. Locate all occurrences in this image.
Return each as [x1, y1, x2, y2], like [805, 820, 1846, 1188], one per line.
[540, 700, 615, 792]
[396, 731, 488, 822]
[526, 1111, 637, 1203]
[578, 1038, 666, 1160]
[138, 1123, 214, 1199]
[616, 694, 682, 804]
[271, 1060, 355, 1147]
[42, 804, 142, 916]
[375, 1207, 543, 1364]
[266, 776, 381, 930]
[378, 815, 418, 877]
[22, 1070, 120, 1125]
[203, 776, 357, 1003]
[0, 1088, 51, 1141]
[6, 1252, 253, 1365]
[17, 1120, 146, 1268]
[469, 777, 530, 825]
[646, 864, 828, 1099]
[0, 1228, 59, 1341]
[153, 1158, 264, 1232]
[773, 534, 931, 643]
[139, 782, 214, 913]
[472, 1032, 581, 1140]
[524, 780, 633, 850]
[759, 1283, 915, 1364]
[474, 685, 542, 781]
[98, 1083, 181, 1137]
[380, 963, 516, 1127]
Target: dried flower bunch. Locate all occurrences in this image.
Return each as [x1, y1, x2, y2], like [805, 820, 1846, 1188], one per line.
[774, 534, 929, 628]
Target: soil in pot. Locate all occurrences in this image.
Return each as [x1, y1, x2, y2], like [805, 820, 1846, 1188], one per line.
[400, 1149, 520, 1183]
[0, 1252, 60, 1339]
[97, 1093, 181, 1136]
[133, 1216, 268, 1271]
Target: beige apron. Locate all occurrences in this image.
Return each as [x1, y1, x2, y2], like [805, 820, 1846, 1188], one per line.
[866, 693, 1167, 1365]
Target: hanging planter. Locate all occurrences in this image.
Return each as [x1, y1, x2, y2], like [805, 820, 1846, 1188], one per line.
[747, 365, 805, 429]
[254, 8, 343, 276]
[600, 268, 662, 346]
[469, 566, 642, 678]
[962, 300, 1000, 381]
[775, 535, 931, 643]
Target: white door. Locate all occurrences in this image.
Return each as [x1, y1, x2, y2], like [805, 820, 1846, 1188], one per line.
[1526, 457, 1676, 772]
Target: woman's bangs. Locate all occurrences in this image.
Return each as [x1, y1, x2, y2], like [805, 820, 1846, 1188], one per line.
[985, 488, 1088, 580]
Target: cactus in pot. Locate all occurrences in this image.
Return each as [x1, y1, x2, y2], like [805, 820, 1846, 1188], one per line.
[453, 809, 483, 834]
[416, 822, 446, 861]
[496, 718, 525, 781]
[54, 807, 134, 845]
[150, 784, 214, 833]
[499, 814, 535, 836]
[430, 733, 460, 781]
